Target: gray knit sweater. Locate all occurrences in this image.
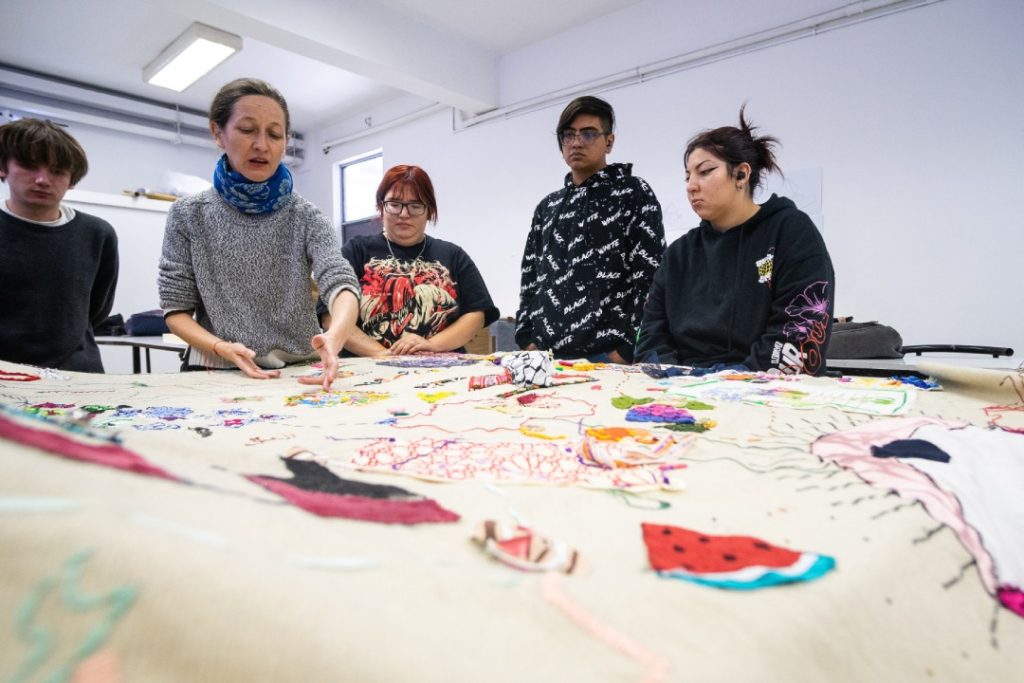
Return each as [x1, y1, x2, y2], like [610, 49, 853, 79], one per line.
[158, 188, 359, 369]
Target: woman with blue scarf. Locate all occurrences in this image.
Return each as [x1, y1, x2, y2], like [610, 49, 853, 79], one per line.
[158, 79, 360, 389]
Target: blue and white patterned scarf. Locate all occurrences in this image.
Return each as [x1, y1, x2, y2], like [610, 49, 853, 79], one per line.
[213, 154, 293, 214]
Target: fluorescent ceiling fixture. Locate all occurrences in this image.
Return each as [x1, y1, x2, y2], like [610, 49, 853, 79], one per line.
[143, 23, 242, 92]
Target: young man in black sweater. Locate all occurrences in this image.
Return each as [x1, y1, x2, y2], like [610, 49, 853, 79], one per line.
[0, 118, 119, 372]
[516, 96, 665, 363]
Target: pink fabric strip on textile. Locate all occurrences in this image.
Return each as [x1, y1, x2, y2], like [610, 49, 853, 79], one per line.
[246, 476, 459, 524]
[540, 573, 670, 683]
[812, 416, 1024, 620]
[811, 417, 997, 590]
[0, 413, 179, 481]
[998, 587, 1024, 618]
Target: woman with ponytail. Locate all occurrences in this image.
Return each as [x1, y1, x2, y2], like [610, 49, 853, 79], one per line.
[158, 78, 360, 388]
[635, 106, 835, 375]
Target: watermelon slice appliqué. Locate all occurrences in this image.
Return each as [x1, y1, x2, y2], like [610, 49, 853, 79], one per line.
[642, 523, 835, 590]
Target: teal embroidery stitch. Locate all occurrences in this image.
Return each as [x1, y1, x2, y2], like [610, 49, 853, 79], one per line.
[607, 489, 672, 510]
[11, 549, 138, 683]
[0, 496, 80, 514]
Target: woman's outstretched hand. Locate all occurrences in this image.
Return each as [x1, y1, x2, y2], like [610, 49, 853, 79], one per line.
[298, 333, 341, 390]
[215, 341, 281, 380]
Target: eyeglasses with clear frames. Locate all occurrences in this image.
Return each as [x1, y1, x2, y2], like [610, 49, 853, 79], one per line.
[382, 200, 427, 217]
[558, 128, 608, 147]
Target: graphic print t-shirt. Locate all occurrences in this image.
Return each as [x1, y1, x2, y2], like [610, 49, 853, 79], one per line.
[341, 234, 499, 348]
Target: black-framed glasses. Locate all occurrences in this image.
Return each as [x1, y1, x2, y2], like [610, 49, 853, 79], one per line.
[558, 128, 608, 146]
[382, 200, 427, 216]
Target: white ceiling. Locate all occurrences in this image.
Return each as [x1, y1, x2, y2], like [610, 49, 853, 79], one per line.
[0, 0, 646, 133]
[368, 0, 649, 53]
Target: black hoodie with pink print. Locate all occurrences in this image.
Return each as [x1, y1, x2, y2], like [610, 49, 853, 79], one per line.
[635, 194, 834, 375]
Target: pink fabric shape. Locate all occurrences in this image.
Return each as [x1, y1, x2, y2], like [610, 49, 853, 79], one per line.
[998, 586, 1024, 617]
[353, 437, 677, 489]
[625, 404, 695, 423]
[811, 417, 1009, 609]
[0, 413, 179, 481]
[246, 476, 459, 524]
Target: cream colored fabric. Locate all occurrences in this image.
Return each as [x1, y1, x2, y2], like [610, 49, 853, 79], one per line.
[1, 359, 1022, 682]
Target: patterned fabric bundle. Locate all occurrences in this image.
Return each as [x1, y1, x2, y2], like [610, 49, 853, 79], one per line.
[467, 371, 513, 390]
[472, 520, 580, 574]
[501, 350, 554, 387]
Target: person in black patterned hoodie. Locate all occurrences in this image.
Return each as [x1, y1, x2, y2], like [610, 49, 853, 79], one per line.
[515, 96, 665, 363]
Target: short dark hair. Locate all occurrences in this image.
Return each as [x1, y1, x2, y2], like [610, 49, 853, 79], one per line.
[684, 105, 781, 196]
[209, 78, 291, 136]
[0, 118, 89, 186]
[555, 96, 615, 149]
[376, 165, 438, 223]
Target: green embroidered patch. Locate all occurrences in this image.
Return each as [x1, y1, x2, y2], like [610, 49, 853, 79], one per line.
[676, 399, 714, 411]
[658, 422, 712, 433]
[611, 395, 655, 409]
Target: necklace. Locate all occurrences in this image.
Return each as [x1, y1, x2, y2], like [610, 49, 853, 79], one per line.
[383, 233, 427, 263]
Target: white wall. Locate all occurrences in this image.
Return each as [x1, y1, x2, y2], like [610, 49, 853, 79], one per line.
[303, 0, 1024, 357]
[496, 0, 865, 106]
[55, 122, 219, 196]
